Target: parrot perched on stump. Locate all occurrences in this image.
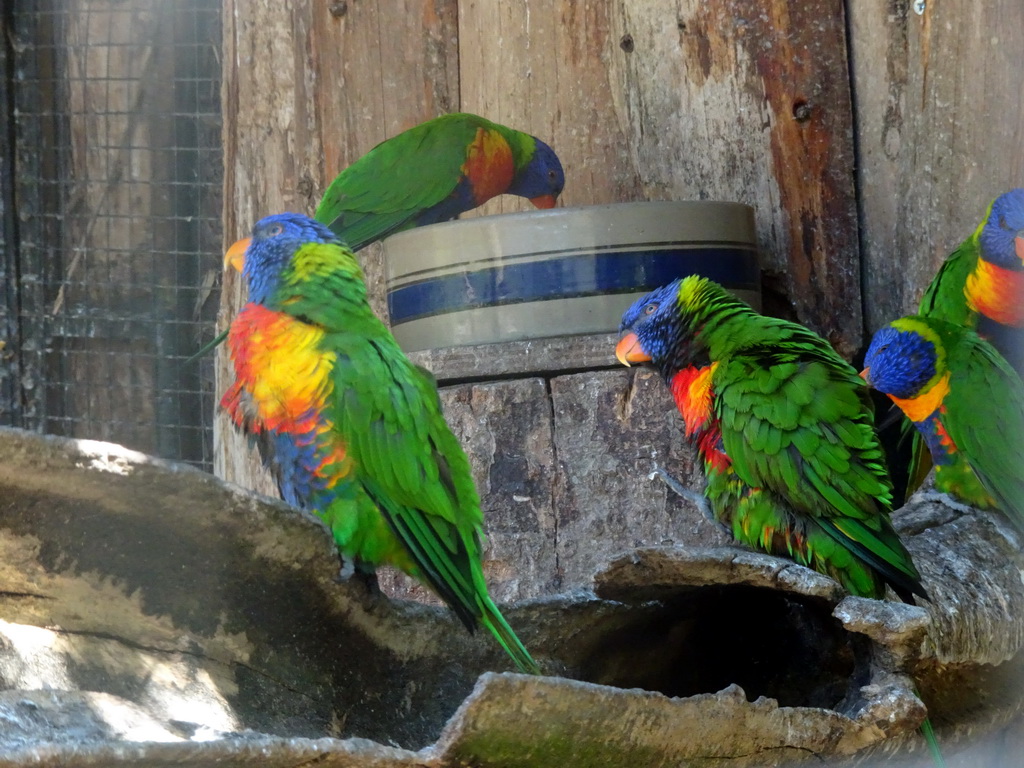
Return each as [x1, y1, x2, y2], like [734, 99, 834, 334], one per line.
[220, 212, 539, 674]
[863, 315, 1024, 534]
[616, 276, 926, 603]
[315, 112, 565, 250]
[617, 277, 943, 765]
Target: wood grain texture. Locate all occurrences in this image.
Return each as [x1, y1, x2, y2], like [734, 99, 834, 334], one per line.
[850, 0, 1024, 333]
[608, 0, 862, 355]
[550, 368, 724, 593]
[458, 1, 644, 215]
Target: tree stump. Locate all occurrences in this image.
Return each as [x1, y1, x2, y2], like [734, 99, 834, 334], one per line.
[0, 427, 1022, 766]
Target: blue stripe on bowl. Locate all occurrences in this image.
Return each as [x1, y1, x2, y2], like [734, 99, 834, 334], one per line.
[389, 239, 759, 283]
[387, 247, 759, 326]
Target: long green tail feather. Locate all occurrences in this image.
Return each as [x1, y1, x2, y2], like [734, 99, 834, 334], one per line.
[912, 681, 945, 768]
[914, 679, 946, 768]
[185, 327, 229, 364]
[366, 481, 539, 674]
[478, 595, 540, 675]
[920, 716, 946, 768]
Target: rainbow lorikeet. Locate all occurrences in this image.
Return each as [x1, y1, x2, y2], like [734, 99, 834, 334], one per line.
[220, 212, 538, 674]
[315, 112, 565, 250]
[863, 315, 1024, 533]
[616, 276, 926, 602]
[618, 279, 944, 764]
[919, 188, 1024, 374]
[902, 190, 1024, 494]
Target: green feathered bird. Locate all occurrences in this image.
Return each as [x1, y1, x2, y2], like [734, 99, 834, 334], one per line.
[315, 112, 564, 250]
[618, 277, 943, 764]
[863, 315, 1024, 533]
[918, 188, 1024, 373]
[220, 212, 539, 674]
[616, 276, 926, 602]
[902, 189, 1024, 494]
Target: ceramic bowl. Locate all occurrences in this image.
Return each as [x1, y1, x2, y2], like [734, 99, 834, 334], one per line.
[381, 201, 760, 353]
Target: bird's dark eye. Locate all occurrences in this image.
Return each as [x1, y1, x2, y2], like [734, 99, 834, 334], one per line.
[548, 169, 558, 181]
[268, 224, 284, 236]
[876, 344, 890, 354]
[644, 303, 658, 315]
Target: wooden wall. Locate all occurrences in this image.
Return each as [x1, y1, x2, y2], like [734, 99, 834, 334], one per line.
[850, 0, 1024, 331]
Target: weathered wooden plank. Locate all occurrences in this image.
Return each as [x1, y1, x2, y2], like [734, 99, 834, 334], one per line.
[850, 0, 1024, 333]
[217, 0, 460, 488]
[459, 0, 861, 356]
[612, 0, 862, 354]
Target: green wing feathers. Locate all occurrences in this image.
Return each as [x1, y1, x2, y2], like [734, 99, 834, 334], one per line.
[314, 114, 482, 247]
[716, 354, 891, 521]
[705, 309, 922, 600]
[820, 516, 924, 597]
[332, 336, 539, 673]
[942, 332, 1024, 529]
[918, 235, 977, 327]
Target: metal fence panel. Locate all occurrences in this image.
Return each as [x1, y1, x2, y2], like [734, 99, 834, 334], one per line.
[8, 0, 222, 469]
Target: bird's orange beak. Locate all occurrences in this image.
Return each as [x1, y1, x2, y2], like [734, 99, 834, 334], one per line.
[616, 332, 651, 367]
[529, 194, 558, 210]
[859, 366, 870, 383]
[1015, 234, 1024, 264]
[225, 237, 251, 273]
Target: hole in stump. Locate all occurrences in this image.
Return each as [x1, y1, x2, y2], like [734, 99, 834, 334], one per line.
[576, 585, 866, 710]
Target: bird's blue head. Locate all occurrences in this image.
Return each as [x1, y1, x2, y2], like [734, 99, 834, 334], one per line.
[979, 188, 1024, 269]
[862, 319, 940, 399]
[616, 280, 695, 379]
[509, 137, 565, 209]
[225, 213, 338, 305]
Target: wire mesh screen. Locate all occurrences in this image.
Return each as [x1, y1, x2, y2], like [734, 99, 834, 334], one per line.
[7, 0, 222, 469]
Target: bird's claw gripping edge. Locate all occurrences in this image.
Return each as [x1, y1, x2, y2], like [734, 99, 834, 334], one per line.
[651, 464, 724, 532]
